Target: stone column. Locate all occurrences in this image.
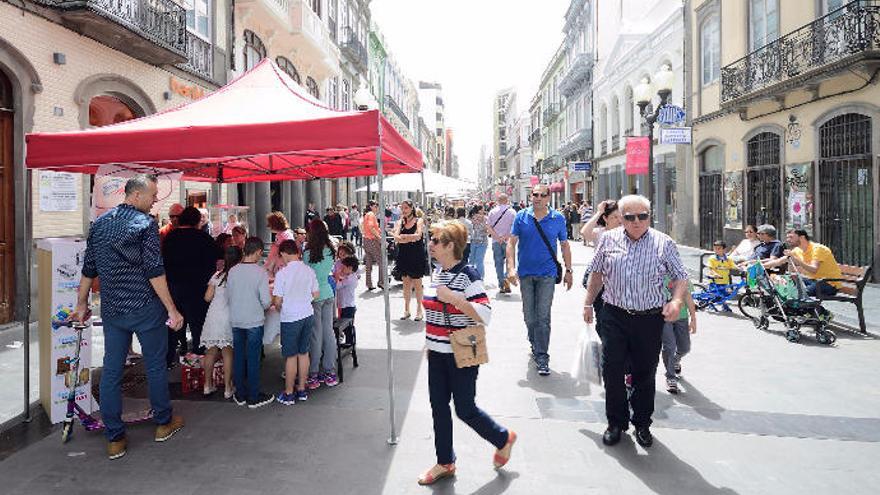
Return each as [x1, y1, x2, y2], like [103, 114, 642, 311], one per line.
[254, 182, 271, 242]
[291, 181, 306, 229]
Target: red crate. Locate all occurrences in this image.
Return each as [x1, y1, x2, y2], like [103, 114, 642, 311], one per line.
[181, 361, 224, 394]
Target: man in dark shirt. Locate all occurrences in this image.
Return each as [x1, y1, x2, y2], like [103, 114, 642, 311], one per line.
[72, 174, 185, 460]
[325, 207, 344, 236]
[162, 206, 218, 361]
[753, 224, 785, 266]
[304, 203, 319, 230]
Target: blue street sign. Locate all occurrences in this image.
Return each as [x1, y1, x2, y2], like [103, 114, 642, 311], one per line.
[571, 161, 592, 173]
[658, 105, 686, 125]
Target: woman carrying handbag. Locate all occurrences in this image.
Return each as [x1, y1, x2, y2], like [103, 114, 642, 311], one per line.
[418, 220, 517, 486]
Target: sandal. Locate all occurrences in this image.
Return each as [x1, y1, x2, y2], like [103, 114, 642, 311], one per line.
[400, 312, 411, 320]
[417, 463, 456, 486]
[203, 386, 217, 396]
[493, 430, 517, 469]
[414, 313, 423, 321]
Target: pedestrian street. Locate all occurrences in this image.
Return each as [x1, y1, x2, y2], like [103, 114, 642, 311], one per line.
[1, 240, 878, 495]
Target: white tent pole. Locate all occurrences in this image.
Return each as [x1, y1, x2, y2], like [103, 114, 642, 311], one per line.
[377, 146, 398, 445]
[420, 171, 427, 210]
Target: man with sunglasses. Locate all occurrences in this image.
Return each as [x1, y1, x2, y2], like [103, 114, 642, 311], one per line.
[159, 203, 184, 245]
[583, 194, 688, 448]
[506, 184, 573, 376]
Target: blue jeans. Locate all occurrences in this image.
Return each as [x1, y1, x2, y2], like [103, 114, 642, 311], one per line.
[468, 243, 488, 279]
[232, 326, 264, 402]
[520, 275, 556, 366]
[492, 241, 507, 287]
[428, 351, 509, 465]
[803, 279, 838, 297]
[100, 300, 172, 441]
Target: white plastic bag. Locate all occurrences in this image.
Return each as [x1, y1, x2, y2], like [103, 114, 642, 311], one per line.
[263, 307, 281, 345]
[572, 324, 603, 385]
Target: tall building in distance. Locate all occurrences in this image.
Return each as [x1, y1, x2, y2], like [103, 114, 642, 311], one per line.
[493, 88, 517, 180]
[419, 81, 447, 173]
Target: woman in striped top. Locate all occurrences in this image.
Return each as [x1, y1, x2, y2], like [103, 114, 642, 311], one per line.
[418, 221, 517, 486]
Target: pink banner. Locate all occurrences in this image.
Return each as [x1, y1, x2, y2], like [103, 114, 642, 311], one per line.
[626, 136, 650, 175]
[530, 175, 539, 186]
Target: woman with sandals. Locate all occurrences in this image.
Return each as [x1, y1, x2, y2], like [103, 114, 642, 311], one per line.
[392, 200, 429, 321]
[418, 220, 516, 485]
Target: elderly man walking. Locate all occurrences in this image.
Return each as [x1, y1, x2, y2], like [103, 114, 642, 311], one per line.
[72, 174, 185, 460]
[486, 193, 517, 293]
[506, 184, 574, 376]
[583, 194, 689, 448]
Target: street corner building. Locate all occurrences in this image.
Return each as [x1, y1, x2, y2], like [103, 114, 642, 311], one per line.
[686, 0, 880, 278]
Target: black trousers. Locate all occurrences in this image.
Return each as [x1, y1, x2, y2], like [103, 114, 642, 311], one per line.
[166, 292, 209, 365]
[602, 304, 664, 429]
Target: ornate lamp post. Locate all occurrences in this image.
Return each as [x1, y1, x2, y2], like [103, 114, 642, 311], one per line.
[634, 64, 674, 226]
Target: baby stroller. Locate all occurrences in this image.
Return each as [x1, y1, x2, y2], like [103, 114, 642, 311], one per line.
[738, 261, 835, 345]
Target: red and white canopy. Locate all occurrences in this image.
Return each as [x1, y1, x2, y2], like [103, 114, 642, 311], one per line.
[26, 59, 422, 182]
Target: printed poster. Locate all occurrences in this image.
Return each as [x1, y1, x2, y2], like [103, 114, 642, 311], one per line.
[90, 165, 181, 221]
[39, 171, 78, 212]
[724, 171, 743, 229]
[785, 163, 814, 235]
[625, 137, 650, 175]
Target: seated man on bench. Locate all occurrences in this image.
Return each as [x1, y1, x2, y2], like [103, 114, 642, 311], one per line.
[765, 228, 842, 297]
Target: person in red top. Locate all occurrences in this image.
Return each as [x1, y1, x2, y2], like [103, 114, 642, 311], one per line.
[159, 203, 184, 245]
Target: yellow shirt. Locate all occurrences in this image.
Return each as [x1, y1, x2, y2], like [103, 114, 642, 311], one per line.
[790, 242, 842, 288]
[707, 255, 737, 285]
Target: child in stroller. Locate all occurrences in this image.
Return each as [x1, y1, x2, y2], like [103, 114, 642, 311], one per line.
[738, 260, 835, 344]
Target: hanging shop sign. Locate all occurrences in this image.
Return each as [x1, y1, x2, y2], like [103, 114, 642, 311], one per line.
[658, 105, 686, 125]
[625, 136, 650, 175]
[659, 127, 692, 145]
[570, 161, 592, 173]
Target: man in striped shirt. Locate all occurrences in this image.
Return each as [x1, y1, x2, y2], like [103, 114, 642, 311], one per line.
[583, 195, 689, 449]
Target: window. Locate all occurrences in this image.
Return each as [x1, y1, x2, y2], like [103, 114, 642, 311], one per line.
[276, 56, 301, 84]
[700, 15, 720, 85]
[328, 0, 337, 40]
[329, 76, 339, 109]
[749, 0, 779, 50]
[340, 0, 349, 32]
[243, 30, 266, 71]
[309, 0, 321, 17]
[341, 79, 351, 111]
[306, 77, 320, 99]
[184, 0, 210, 39]
[701, 145, 725, 173]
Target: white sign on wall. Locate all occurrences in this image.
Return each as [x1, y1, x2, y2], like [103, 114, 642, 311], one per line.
[39, 171, 78, 212]
[659, 127, 693, 145]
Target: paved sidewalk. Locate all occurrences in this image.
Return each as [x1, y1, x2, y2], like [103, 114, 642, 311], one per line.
[1, 241, 879, 494]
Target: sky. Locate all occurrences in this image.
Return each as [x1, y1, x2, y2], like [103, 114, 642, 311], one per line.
[370, 0, 570, 180]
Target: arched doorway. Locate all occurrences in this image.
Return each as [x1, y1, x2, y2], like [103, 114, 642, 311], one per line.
[746, 131, 782, 227]
[699, 144, 725, 249]
[0, 70, 13, 322]
[818, 113, 874, 267]
[88, 94, 137, 126]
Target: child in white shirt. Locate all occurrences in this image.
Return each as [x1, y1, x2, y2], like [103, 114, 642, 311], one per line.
[272, 240, 319, 405]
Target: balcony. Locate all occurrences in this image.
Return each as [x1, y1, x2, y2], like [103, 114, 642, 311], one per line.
[543, 103, 560, 123]
[600, 139, 607, 155]
[611, 135, 620, 152]
[42, 0, 186, 65]
[721, 0, 880, 106]
[177, 34, 214, 81]
[529, 127, 542, 145]
[290, 0, 337, 72]
[559, 51, 593, 98]
[340, 26, 368, 72]
[558, 127, 593, 158]
[385, 95, 410, 129]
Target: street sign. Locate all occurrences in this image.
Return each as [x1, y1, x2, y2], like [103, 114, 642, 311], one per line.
[660, 126, 692, 145]
[657, 105, 686, 125]
[570, 161, 592, 173]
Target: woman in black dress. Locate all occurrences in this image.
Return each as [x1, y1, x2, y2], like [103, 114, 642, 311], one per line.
[392, 200, 429, 320]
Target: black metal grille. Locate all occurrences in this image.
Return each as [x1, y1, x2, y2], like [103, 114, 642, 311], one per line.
[819, 113, 874, 266]
[700, 173, 724, 249]
[747, 132, 781, 167]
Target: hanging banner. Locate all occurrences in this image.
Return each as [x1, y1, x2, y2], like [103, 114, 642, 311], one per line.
[530, 175, 539, 186]
[39, 171, 78, 212]
[90, 165, 180, 222]
[724, 171, 743, 229]
[785, 162, 814, 235]
[626, 136, 650, 175]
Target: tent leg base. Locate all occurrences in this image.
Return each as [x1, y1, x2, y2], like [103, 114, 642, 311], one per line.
[387, 436, 398, 446]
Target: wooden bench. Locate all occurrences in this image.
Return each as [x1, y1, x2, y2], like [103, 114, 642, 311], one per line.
[816, 265, 872, 334]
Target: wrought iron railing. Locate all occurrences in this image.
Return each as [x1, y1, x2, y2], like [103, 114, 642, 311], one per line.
[559, 127, 592, 157]
[45, 0, 187, 54]
[543, 103, 560, 123]
[600, 139, 607, 155]
[559, 51, 593, 98]
[721, 0, 880, 104]
[341, 26, 368, 70]
[385, 95, 410, 129]
[611, 135, 620, 152]
[178, 34, 214, 81]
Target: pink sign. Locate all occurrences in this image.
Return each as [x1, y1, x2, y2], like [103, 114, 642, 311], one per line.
[530, 175, 539, 186]
[626, 136, 650, 175]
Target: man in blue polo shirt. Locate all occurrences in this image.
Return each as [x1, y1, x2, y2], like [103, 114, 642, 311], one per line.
[506, 184, 573, 376]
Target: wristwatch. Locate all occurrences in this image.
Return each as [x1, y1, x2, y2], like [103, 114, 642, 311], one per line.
[565, 268, 573, 274]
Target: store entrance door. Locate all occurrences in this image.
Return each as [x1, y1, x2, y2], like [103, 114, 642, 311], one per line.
[0, 71, 14, 323]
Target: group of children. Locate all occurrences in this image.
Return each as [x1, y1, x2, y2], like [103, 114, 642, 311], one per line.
[200, 235, 361, 409]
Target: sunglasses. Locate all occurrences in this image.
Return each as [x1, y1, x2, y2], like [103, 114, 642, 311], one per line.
[532, 192, 549, 198]
[430, 238, 444, 245]
[622, 213, 650, 222]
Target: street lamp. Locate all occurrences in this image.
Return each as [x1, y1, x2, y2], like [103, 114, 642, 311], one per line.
[634, 64, 674, 226]
[354, 87, 374, 111]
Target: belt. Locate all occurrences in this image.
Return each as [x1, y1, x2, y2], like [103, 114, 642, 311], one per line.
[607, 304, 663, 316]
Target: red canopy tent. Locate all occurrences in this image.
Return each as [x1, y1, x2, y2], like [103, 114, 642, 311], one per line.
[26, 58, 422, 180]
[24, 59, 420, 441]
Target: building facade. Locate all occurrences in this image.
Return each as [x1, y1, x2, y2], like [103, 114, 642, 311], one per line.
[592, 0, 688, 236]
[687, 0, 879, 277]
[536, 44, 567, 205]
[0, 0, 233, 322]
[492, 88, 516, 186]
[418, 81, 447, 175]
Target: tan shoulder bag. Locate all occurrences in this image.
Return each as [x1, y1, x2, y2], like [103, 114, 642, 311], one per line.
[442, 271, 489, 368]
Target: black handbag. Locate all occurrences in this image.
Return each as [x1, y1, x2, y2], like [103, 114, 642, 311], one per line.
[531, 215, 563, 284]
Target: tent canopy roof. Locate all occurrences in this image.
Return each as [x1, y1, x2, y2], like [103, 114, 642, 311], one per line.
[25, 59, 422, 182]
